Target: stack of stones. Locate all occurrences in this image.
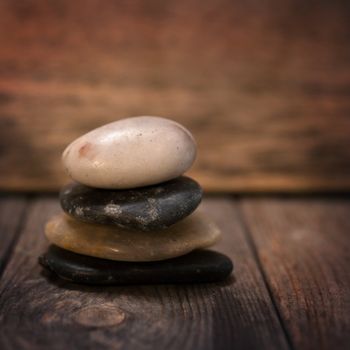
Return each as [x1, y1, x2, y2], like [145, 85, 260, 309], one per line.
[40, 116, 233, 285]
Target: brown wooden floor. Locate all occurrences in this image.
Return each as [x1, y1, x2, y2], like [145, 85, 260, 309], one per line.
[0, 194, 349, 350]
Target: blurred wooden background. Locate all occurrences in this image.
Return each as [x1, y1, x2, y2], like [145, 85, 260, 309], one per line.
[0, 0, 349, 192]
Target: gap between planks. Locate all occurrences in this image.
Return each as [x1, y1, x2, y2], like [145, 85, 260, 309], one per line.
[0, 195, 30, 278]
[235, 199, 294, 350]
[239, 196, 350, 350]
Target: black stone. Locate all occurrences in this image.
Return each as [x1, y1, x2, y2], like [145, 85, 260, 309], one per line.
[60, 176, 203, 231]
[39, 245, 233, 285]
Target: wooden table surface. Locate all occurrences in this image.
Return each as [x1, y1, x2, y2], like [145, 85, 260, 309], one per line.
[0, 194, 349, 350]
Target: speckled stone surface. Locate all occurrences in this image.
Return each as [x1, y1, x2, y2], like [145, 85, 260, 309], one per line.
[39, 245, 233, 285]
[60, 177, 202, 231]
[62, 116, 197, 189]
[45, 211, 221, 262]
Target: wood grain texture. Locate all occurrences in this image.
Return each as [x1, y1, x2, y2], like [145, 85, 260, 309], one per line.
[0, 195, 27, 275]
[241, 197, 350, 350]
[0, 0, 350, 192]
[0, 197, 289, 350]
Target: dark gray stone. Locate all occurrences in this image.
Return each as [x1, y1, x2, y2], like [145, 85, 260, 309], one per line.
[60, 176, 202, 231]
[39, 245, 233, 285]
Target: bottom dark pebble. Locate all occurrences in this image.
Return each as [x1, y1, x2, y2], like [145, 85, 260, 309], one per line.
[39, 245, 234, 285]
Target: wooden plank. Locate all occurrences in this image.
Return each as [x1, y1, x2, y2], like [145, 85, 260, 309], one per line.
[0, 197, 289, 350]
[0, 0, 350, 192]
[240, 197, 350, 350]
[0, 195, 28, 276]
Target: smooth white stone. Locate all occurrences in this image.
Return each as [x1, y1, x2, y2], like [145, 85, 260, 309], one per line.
[62, 116, 196, 189]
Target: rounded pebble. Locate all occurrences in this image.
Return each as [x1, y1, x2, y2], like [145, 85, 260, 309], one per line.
[45, 211, 221, 262]
[60, 177, 202, 231]
[62, 116, 196, 189]
[39, 245, 233, 285]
